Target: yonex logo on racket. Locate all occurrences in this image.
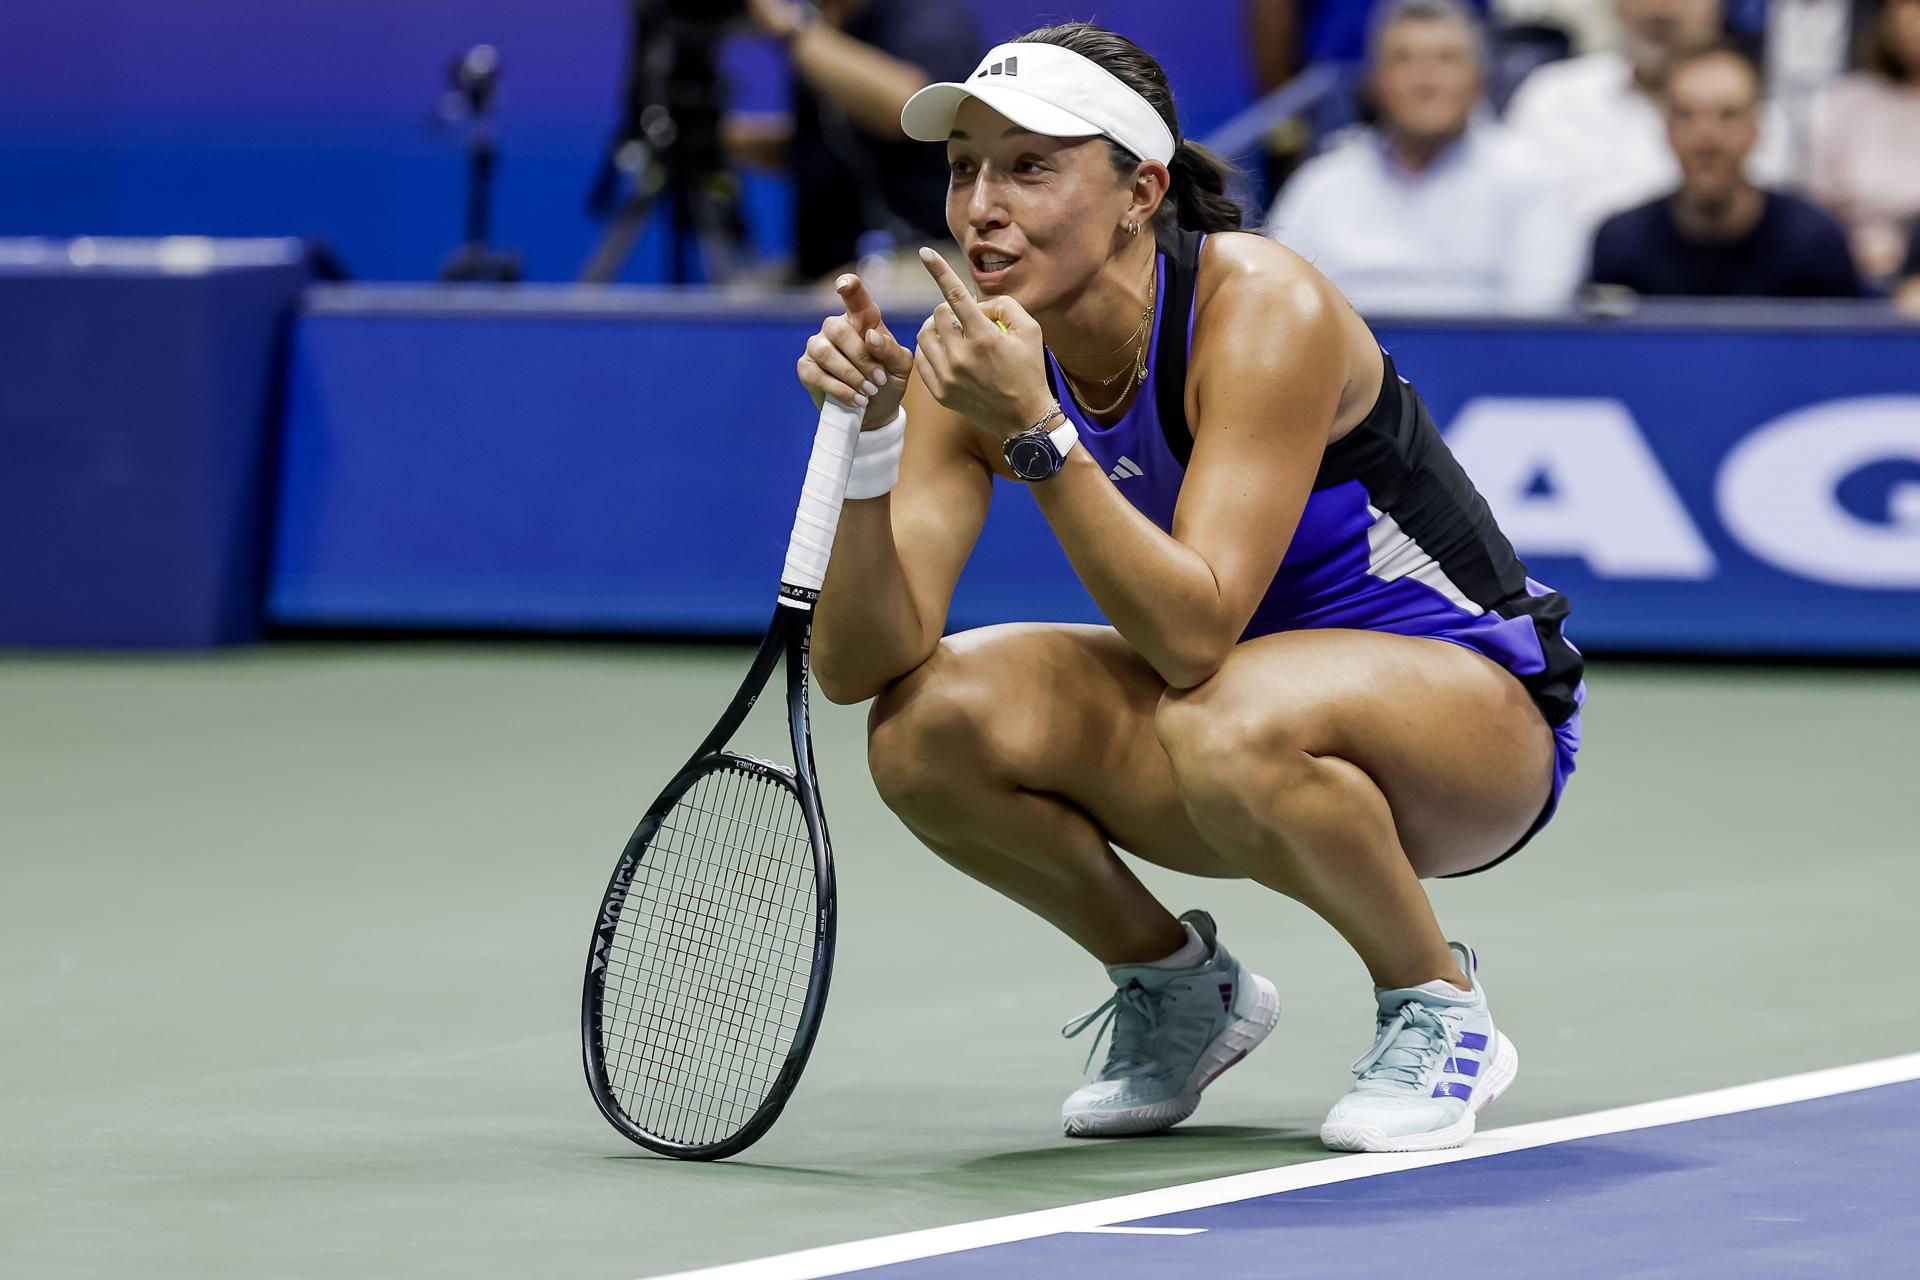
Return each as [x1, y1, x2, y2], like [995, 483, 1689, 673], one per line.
[589, 851, 640, 973]
[590, 891, 626, 972]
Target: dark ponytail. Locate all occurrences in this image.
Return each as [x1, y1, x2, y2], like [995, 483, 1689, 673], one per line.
[1017, 22, 1246, 233]
[1166, 140, 1245, 234]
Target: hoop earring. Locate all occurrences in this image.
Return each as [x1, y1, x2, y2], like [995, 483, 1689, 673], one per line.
[1126, 221, 1139, 237]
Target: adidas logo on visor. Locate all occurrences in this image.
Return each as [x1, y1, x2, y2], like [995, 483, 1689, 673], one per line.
[902, 42, 1177, 166]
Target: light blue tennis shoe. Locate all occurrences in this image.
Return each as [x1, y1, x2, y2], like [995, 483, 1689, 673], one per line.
[1320, 941, 1519, 1153]
[1060, 910, 1280, 1137]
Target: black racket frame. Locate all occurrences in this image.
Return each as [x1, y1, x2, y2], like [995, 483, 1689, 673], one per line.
[581, 603, 839, 1161]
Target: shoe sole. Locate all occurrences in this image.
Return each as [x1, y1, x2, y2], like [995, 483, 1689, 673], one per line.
[1063, 973, 1281, 1138]
[1318, 1030, 1520, 1154]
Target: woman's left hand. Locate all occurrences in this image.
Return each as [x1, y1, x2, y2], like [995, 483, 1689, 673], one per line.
[913, 247, 1056, 440]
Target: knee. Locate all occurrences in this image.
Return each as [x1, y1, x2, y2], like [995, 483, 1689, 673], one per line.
[1154, 670, 1320, 816]
[866, 644, 1012, 821]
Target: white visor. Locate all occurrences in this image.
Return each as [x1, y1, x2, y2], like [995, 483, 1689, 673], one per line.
[900, 41, 1177, 166]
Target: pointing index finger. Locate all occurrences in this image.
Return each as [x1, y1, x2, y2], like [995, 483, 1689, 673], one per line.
[835, 273, 884, 334]
[919, 247, 987, 332]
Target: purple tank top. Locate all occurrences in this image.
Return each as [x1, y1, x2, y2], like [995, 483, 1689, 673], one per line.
[1045, 251, 1186, 534]
[1044, 238, 1375, 641]
[1041, 230, 1585, 743]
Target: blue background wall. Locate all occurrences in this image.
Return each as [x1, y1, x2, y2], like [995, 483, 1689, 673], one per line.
[267, 294, 1920, 655]
[0, 2, 1254, 282]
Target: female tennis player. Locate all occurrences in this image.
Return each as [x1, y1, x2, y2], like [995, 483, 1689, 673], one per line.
[794, 22, 1583, 1153]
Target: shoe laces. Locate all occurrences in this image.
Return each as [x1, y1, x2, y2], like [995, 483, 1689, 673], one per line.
[1351, 999, 1459, 1088]
[1061, 980, 1164, 1077]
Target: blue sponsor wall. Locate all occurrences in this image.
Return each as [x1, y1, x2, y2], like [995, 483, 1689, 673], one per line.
[0, 240, 310, 647]
[268, 293, 1920, 656]
[0, 2, 1255, 284]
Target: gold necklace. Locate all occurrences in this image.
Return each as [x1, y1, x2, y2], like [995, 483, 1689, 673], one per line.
[1059, 266, 1156, 417]
[1055, 300, 1152, 375]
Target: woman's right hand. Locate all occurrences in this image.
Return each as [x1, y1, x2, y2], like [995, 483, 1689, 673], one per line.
[799, 274, 916, 430]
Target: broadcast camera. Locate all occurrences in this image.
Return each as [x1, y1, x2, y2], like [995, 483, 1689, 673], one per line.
[581, 0, 753, 284]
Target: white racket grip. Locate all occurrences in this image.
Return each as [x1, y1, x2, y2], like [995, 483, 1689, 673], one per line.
[779, 398, 867, 600]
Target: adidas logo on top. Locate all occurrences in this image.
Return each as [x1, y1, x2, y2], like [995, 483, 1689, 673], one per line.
[975, 56, 1019, 78]
[1107, 455, 1144, 482]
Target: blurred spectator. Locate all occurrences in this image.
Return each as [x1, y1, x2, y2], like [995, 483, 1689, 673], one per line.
[1808, 0, 1920, 282]
[1761, 0, 1865, 179]
[1897, 217, 1920, 310]
[1266, 0, 1584, 313]
[1590, 42, 1864, 295]
[1240, 0, 1580, 195]
[724, 0, 981, 282]
[1244, 0, 1578, 109]
[1248, 0, 1308, 88]
[1245, 0, 1320, 200]
[1505, 0, 1791, 228]
[1283, 0, 1496, 62]
[1494, 0, 1622, 54]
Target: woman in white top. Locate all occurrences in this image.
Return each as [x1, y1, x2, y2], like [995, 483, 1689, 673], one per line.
[1809, 0, 1920, 282]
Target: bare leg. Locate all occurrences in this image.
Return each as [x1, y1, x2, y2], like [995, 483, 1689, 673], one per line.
[866, 625, 1192, 965]
[1167, 734, 1466, 989]
[1156, 630, 1554, 990]
[867, 624, 1555, 990]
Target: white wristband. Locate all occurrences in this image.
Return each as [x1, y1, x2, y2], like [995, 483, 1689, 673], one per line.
[845, 408, 906, 499]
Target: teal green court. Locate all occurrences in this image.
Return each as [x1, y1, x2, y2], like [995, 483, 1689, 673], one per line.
[4, 646, 1915, 1277]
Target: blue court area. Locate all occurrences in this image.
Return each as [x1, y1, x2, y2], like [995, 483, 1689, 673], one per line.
[867, 1080, 1920, 1278]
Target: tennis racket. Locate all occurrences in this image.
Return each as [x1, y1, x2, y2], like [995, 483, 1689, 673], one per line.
[582, 397, 865, 1160]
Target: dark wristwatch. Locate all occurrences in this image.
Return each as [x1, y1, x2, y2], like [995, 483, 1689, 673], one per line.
[1002, 408, 1080, 482]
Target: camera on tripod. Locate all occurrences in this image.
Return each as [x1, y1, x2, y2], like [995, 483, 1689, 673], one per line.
[581, 0, 753, 284]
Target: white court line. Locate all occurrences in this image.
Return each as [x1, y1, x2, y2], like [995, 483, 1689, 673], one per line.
[649, 1052, 1920, 1280]
[1069, 1227, 1206, 1236]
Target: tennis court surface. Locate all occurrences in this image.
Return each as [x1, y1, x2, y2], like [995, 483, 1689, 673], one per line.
[668, 1058, 1920, 1278]
[5, 644, 1916, 1277]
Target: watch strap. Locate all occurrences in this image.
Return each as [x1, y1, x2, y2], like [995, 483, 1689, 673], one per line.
[1045, 415, 1079, 461]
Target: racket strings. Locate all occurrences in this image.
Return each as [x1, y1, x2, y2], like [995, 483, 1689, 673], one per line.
[607, 777, 806, 1132]
[598, 762, 818, 1147]
[607, 786, 807, 1137]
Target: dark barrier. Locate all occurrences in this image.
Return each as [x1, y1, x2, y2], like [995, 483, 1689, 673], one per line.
[268, 289, 1920, 656]
[1, 239, 309, 647]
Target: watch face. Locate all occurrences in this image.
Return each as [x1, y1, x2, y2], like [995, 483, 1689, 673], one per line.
[1005, 435, 1056, 481]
